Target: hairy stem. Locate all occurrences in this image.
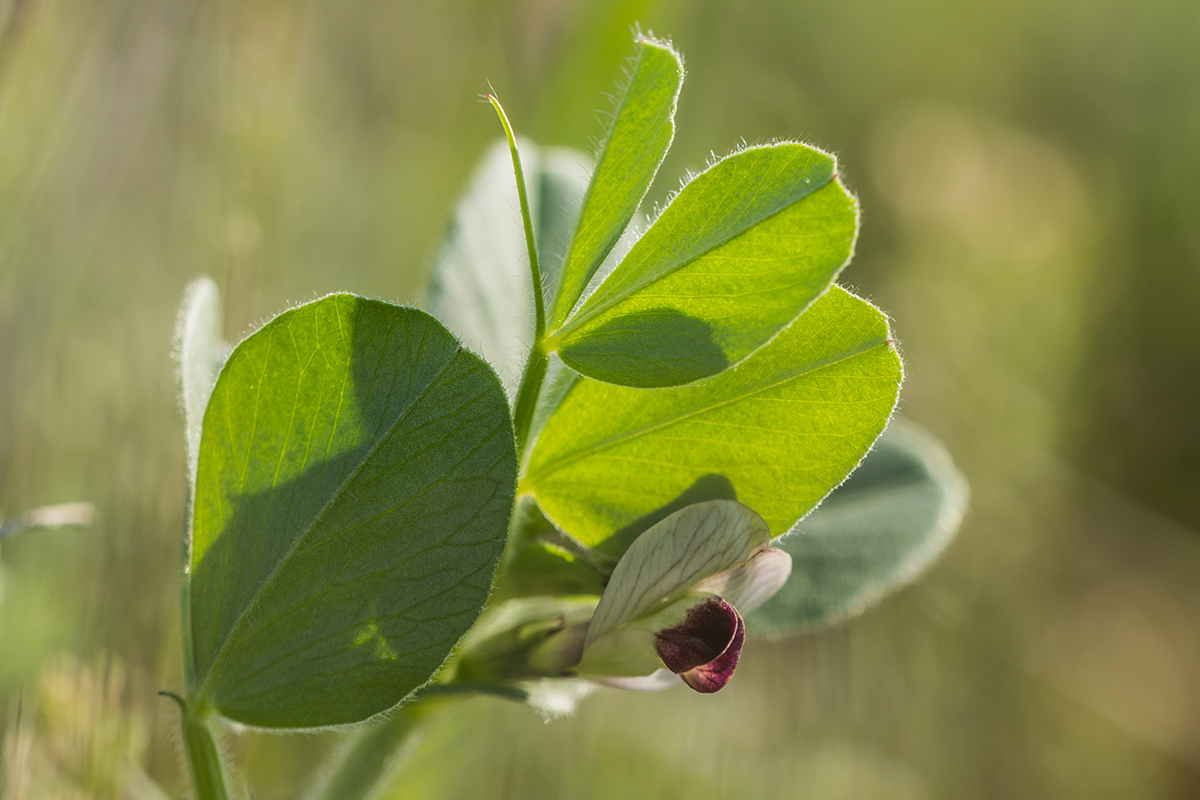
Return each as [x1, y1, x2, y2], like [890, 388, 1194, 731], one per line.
[486, 94, 545, 344]
[164, 694, 231, 800]
[486, 94, 552, 463]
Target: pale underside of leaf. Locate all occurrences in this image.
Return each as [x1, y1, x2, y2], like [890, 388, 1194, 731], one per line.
[745, 419, 967, 635]
[525, 286, 903, 554]
[553, 144, 857, 388]
[177, 275, 228, 488]
[426, 139, 592, 398]
[189, 296, 516, 728]
[585, 500, 769, 647]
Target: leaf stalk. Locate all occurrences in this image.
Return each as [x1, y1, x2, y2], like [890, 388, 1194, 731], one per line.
[164, 693, 231, 800]
[487, 93, 553, 462]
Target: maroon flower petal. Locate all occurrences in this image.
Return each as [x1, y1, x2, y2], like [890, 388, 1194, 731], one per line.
[653, 596, 740, 675]
[679, 609, 744, 693]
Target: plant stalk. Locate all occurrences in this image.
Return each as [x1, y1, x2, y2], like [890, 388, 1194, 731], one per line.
[486, 93, 545, 344]
[164, 694, 231, 800]
[486, 93, 553, 462]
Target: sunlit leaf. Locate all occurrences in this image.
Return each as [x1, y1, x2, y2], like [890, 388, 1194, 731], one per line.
[585, 500, 769, 647]
[525, 286, 901, 554]
[553, 143, 857, 387]
[746, 420, 968, 635]
[189, 295, 517, 728]
[548, 36, 683, 328]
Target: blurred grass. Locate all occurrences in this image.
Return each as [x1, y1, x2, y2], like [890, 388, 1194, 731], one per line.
[1, 0, 1198, 797]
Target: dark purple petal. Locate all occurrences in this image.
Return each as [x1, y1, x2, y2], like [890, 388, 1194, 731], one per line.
[679, 609, 744, 693]
[654, 596, 740, 674]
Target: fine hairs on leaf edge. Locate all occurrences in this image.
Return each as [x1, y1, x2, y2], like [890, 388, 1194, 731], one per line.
[765, 286, 906, 542]
[643, 138, 853, 230]
[558, 142, 863, 370]
[584, 27, 687, 159]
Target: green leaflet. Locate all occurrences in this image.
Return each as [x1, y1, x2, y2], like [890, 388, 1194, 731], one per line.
[188, 295, 517, 728]
[524, 286, 902, 554]
[548, 36, 683, 329]
[584, 500, 770, 647]
[746, 420, 968, 635]
[552, 144, 857, 388]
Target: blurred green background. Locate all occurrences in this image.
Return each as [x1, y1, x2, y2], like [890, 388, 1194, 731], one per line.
[2, 0, 1198, 797]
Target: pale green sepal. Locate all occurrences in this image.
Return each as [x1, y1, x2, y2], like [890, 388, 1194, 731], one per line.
[746, 420, 968, 635]
[576, 592, 715, 678]
[452, 596, 598, 683]
[548, 36, 684, 329]
[526, 286, 903, 551]
[553, 144, 856, 388]
[189, 295, 517, 728]
[584, 500, 769, 648]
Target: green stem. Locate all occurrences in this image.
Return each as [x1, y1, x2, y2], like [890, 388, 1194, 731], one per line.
[511, 344, 550, 463]
[486, 93, 552, 462]
[486, 94, 545, 344]
[163, 694, 231, 800]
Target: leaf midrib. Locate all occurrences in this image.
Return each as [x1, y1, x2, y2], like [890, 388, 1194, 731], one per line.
[553, 153, 837, 340]
[526, 336, 892, 485]
[193, 319, 455, 706]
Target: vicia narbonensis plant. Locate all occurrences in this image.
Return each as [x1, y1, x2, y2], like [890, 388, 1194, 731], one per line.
[168, 33, 966, 800]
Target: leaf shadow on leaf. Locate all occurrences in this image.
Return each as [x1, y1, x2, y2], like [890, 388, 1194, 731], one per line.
[558, 308, 730, 388]
[190, 299, 515, 728]
[596, 473, 738, 559]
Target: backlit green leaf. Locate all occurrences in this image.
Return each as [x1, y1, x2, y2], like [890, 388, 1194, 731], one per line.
[746, 420, 967, 635]
[548, 36, 683, 329]
[524, 286, 901, 555]
[189, 295, 517, 728]
[553, 143, 857, 387]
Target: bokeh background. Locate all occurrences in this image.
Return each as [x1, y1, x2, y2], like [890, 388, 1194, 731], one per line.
[2, 0, 1199, 797]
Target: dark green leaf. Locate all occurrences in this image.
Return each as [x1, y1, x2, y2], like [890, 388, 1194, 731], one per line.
[746, 420, 968, 635]
[524, 286, 902, 555]
[552, 144, 857, 387]
[548, 36, 683, 329]
[189, 295, 517, 728]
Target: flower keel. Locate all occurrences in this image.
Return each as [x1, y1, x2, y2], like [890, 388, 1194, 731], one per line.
[653, 595, 745, 693]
